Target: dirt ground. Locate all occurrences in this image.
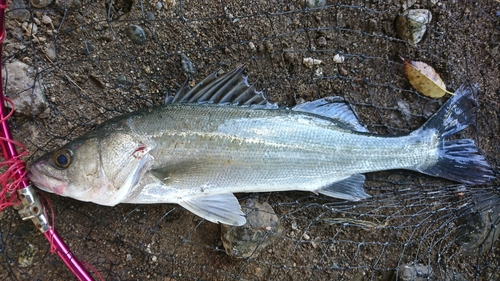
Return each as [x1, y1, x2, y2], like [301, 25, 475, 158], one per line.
[1, 0, 499, 280]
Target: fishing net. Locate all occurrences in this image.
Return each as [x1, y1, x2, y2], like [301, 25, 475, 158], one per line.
[1, 0, 499, 280]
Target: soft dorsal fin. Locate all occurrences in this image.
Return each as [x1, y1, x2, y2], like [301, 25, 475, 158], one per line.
[292, 97, 368, 132]
[166, 66, 277, 108]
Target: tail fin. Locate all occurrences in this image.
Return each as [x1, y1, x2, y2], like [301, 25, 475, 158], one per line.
[416, 83, 494, 184]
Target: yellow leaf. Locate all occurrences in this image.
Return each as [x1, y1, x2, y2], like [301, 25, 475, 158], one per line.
[401, 56, 453, 98]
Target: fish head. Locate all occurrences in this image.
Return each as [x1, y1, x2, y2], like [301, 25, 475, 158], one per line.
[28, 133, 104, 201]
[29, 131, 153, 206]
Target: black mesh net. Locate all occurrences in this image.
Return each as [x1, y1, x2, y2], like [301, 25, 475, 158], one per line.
[1, 0, 499, 280]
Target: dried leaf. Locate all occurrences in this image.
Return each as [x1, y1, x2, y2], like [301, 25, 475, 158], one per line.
[401, 56, 453, 98]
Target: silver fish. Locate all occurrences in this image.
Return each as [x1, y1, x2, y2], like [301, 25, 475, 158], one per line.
[28, 67, 494, 226]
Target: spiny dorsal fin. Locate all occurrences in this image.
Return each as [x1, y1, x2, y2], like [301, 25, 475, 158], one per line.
[292, 97, 368, 132]
[166, 66, 277, 108]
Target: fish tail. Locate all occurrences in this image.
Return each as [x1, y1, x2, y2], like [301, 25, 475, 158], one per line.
[416, 83, 494, 184]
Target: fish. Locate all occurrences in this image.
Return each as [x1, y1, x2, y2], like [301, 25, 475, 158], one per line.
[28, 67, 494, 226]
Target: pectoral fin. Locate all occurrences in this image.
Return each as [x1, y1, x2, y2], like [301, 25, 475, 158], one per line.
[318, 174, 370, 201]
[179, 193, 246, 226]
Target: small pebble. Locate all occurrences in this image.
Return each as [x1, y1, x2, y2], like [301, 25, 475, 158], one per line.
[41, 15, 52, 25]
[93, 24, 104, 31]
[146, 11, 156, 21]
[117, 74, 127, 84]
[126, 25, 147, 45]
[314, 67, 323, 78]
[138, 84, 147, 92]
[44, 44, 56, 61]
[284, 52, 295, 63]
[316, 36, 327, 48]
[333, 54, 345, 63]
[249, 42, 256, 51]
[339, 67, 348, 76]
[264, 41, 273, 52]
[304, 0, 326, 8]
[156, 2, 163, 10]
[368, 18, 378, 32]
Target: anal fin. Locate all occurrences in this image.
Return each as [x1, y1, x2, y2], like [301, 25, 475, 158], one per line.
[318, 174, 370, 201]
[179, 193, 246, 226]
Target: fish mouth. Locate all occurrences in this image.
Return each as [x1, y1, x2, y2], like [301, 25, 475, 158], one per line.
[27, 165, 67, 195]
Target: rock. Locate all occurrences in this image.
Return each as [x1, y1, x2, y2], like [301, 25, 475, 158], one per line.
[455, 193, 500, 256]
[181, 54, 196, 75]
[367, 18, 378, 33]
[117, 74, 127, 84]
[156, 2, 163, 10]
[41, 15, 53, 25]
[7, 0, 30, 21]
[221, 199, 283, 258]
[248, 42, 256, 51]
[44, 43, 57, 61]
[316, 36, 327, 48]
[18, 243, 38, 267]
[146, 11, 156, 21]
[126, 25, 147, 45]
[283, 52, 295, 63]
[31, 0, 53, 8]
[395, 9, 432, 44]
[55, 0, 82, 11]
[397, 262, 433, 281]
[2, 60, 48, 116]
[303, 0, 326, 8]
[138, 84, 147, 92]
[264, 41, 273, 53]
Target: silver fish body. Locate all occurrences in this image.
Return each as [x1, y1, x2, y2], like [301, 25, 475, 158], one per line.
[28, 68, 494, 225]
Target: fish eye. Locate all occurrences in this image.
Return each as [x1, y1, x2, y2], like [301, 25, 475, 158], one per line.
[52, 149, 73, 169]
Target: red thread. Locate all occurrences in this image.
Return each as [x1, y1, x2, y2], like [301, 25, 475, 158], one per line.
[0, 98, 28, 212]
[81, 261, 105, 281]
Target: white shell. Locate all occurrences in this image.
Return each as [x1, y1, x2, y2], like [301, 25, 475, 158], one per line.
[333, 54, 345, 63]
[303, 57, 323, 68]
